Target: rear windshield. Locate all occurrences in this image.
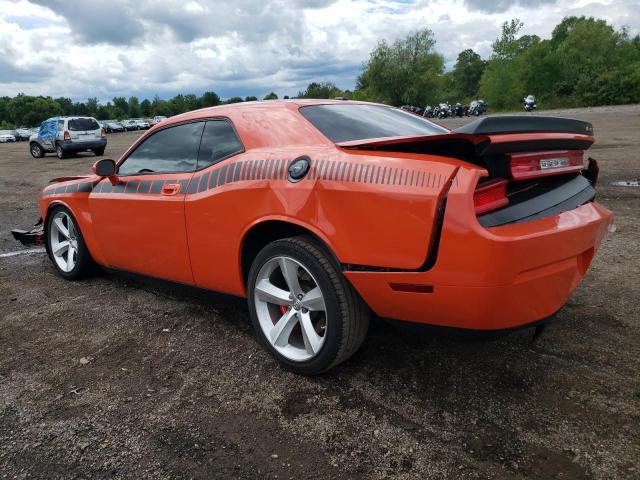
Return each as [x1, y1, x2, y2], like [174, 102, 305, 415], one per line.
[299, 104, 448, 143]
[68, 118, 100, 131]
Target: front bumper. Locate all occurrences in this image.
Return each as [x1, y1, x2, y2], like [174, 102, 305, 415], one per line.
[12, 220, 44, 246]
[59, 138, 107, 152]
[345, 174, 614, 331]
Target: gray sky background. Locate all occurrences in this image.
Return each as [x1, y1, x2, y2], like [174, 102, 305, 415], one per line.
[0, 0, 638, 101]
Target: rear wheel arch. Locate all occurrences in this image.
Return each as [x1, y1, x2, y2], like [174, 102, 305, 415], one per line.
[240, 219, 341, 288]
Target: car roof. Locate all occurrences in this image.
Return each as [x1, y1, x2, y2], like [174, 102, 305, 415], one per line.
[164, 99, 386, 124]
[146, 99, 397, 150]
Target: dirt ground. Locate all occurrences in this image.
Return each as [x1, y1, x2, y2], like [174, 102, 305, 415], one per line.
[1, 105, 638, 479]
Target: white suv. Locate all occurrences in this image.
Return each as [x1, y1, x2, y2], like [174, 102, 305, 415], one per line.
[29, 116, 107, 159]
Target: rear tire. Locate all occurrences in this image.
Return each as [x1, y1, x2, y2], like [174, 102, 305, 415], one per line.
[94, 147, 105, 156]
[30, 142, 44, 158]
[247, 236, 369, 375]
[45, 205, 96, 280]
[56, 143, 66, 159]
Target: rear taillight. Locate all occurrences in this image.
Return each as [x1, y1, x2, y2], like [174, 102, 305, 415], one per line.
[63, 131, 70, 140]
[101, 128, 106, 137]
[474, 179, 509, 215]
[510, 150, 585, 180]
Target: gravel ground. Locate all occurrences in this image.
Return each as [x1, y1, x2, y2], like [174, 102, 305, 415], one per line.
[1, 105, 639, 479]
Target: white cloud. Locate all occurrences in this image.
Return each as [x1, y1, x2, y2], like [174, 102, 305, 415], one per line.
[0, 0, 637, 101]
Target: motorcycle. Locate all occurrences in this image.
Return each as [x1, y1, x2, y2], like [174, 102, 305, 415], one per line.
[422, 105, 434, 118]
[524, 95, 537, 112]
[451, 103, 464, 118]
[400, 105, 424, 116]
[437, 102, 451, 119]
[468, 99, 487, 116]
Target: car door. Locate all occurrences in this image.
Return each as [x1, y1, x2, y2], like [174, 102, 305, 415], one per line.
[38, 119, 58, 151]
[184, 119, 248, 293]
[89, 121, 205, 284]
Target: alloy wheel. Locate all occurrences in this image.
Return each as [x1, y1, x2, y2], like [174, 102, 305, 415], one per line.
[49, 211, 78, 273]
[254, 256, 327, 362]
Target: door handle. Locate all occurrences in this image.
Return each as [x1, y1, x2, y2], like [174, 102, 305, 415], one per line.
[161, 183, 181, 196]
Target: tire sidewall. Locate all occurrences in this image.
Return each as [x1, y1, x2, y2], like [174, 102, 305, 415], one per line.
[247, 239, 345, 375]
[30, 143, 43, 158]
[56, 143, 65, 159]
[45, 205, 92, 280]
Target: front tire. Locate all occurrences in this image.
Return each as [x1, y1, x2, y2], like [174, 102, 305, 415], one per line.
[30, 142, 44, 158]
[247, 236, 369, 375]
[94, 147, 105, 156]
[45, 206, 96, 280]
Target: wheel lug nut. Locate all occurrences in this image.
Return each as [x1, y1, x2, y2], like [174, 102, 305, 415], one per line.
[297, 294, 303, 300]
[301, 308, 308, 313]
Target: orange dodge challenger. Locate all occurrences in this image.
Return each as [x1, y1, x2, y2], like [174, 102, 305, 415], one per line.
[13, 100, 614, 374]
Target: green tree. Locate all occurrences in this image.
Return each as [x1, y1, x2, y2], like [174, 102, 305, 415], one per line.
[8, 94, 61, 126]
[112, 97, 129, 117]
[128, 96, 141, 117]
[225, 96, 244, 104]
[54, 97, 74, 116]
[201, 91, 221, 107]
[296, 82, 343, 99]
[479, 19, 535, 109]
[263, 92, 278, 100]
[140, 99, 152, 117]
[245, 95, 258, 101]
[451, 49, 486, 100]
[356, 29, 444, 106]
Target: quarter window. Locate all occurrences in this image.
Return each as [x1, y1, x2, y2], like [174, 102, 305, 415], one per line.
[118, 122, 205, 176]
[197, 120, 244, 169]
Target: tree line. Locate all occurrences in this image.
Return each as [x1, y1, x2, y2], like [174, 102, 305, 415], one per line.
[1, 16, 638, 129]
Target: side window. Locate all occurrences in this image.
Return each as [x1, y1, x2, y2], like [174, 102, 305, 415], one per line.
[197, 120, 244, 169]
[57, 120, 64, 131]
[118, 122, 205, 176]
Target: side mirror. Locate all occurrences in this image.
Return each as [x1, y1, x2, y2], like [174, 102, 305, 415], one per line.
[92, 158, 116, 177]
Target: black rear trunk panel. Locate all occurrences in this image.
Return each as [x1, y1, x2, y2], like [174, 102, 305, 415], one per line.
[478, 175, 595, 227]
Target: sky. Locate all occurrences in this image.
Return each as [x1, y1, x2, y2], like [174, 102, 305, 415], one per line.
[0, 0, 638, 102]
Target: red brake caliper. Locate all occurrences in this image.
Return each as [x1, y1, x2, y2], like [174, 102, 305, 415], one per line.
[279, 304, 289, 315]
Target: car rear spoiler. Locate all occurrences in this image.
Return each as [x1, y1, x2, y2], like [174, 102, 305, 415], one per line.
[453, 115, 594, 136]
[336, 116, 594, 159]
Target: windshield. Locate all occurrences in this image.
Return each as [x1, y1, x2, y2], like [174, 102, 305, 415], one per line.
[68, 118, 99, 131]
[299, 104, 447, 143]
[0, 130, 13, 135]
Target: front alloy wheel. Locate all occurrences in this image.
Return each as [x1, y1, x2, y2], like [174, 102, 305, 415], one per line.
[46, 206, 96, 280]
[30, 143, 44, 158]
[50, 210, 78, 273]
[248, 236, 369, 375]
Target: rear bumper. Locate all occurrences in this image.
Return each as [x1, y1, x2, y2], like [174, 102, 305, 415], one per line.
[59, 138, 106, 151]
[345, 170, 613, 330]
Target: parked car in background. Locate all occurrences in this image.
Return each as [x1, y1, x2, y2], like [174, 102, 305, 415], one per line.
[121, 120, 139, 131]
[0, 130, 16, 142]
[14, 128, 32, 141]
[105, 121, 125, 133]
[150, 115, 167, 126]
[133, 119, 150, 129]
[29, 116, 107, 159]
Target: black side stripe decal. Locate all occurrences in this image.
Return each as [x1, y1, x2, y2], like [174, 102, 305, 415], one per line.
[41, 159, 448, 198]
